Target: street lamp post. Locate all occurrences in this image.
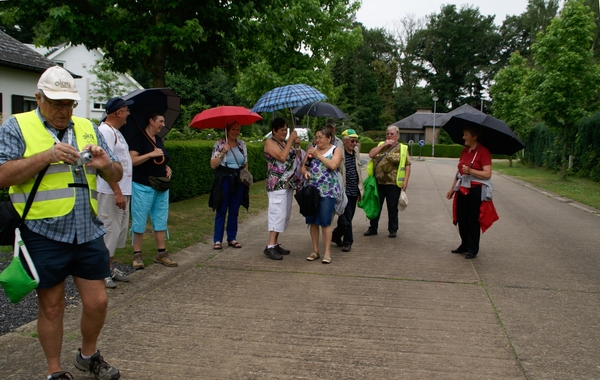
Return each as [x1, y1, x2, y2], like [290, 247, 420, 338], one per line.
[432, 96, 438, 157]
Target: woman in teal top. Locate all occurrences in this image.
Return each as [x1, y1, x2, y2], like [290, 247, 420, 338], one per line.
[300, 126, 342, 264]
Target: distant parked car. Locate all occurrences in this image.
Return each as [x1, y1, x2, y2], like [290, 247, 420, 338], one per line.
[264, 127, 310, 141]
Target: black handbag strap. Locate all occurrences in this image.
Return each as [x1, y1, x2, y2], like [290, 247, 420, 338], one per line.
[21, 128, 66, 222]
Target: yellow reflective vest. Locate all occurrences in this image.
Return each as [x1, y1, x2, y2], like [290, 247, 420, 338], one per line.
[9, 111, 99, 219]
[366, 142, 408, 188]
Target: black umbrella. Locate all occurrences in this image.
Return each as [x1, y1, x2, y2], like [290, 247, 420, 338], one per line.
[118, 88, 181, 144]
[292, 101, 348, 119]
[442, 113, 525, 155]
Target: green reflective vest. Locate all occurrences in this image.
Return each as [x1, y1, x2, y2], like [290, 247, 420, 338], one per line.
[9, 111, 99, 219]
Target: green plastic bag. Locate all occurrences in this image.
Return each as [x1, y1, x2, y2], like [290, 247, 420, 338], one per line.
[0, 230, 39, 303]
[358, 175, 380, 220]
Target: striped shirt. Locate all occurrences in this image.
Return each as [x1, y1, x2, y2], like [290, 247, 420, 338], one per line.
[0, 109, 118, 244]
[344, 150, 360, 197]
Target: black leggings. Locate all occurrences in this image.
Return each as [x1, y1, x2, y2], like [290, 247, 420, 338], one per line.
[456, 186, 482, 254]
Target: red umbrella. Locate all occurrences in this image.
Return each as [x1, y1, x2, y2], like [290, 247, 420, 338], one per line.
[189, 106, 262, 130]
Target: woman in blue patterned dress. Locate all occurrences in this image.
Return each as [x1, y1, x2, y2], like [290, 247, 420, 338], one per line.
[300, 126, 343, 264]
[263, 118, 302, 260]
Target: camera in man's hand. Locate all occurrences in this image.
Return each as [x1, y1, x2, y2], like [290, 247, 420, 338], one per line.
[73, 150, 93, 166]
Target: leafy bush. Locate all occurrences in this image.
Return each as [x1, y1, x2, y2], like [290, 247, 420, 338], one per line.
[574, 112, 600, 181]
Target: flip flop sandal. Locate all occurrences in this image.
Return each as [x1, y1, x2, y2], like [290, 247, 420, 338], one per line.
[213, 242, 222, 250]
[228, 241, 242, 248]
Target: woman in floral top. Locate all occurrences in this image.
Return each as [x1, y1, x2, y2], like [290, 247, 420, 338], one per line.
[300, 126, 342, 264]
[263, 118, 302, 260]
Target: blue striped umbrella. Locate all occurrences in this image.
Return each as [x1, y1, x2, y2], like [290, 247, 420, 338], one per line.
[250, 84, 327, 113]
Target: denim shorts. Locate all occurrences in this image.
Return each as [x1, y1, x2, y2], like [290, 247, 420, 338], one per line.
[305, 197, 336, 227]
[131, 182, 169, 233]
[20, 226, 110, 289]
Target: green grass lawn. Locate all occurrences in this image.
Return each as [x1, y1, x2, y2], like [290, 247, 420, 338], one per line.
[494, 160, 600, 210]
[112, 183, 269, 266]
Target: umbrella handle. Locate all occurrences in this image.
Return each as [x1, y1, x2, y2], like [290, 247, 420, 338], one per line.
[132, 118, 166, 166]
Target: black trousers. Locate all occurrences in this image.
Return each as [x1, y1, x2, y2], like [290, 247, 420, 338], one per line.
[369, 184, 401, 234]
[456, 185, 482, 254]
[333, 195, 358, 245]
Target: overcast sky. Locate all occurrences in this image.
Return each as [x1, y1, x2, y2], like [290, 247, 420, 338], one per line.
[355, 0, 531, 30]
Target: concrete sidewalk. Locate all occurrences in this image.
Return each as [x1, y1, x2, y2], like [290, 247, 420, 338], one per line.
[1, 157, 599, 379]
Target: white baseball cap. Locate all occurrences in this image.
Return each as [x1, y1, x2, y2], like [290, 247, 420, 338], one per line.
[37, 66, 81, 101]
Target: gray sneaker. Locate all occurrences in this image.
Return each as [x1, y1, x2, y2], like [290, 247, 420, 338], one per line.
[132, 253, 144, 270]
[110, 268, 129, 282]
[74, 349, 120, 380]
[104, 277, 117, 289]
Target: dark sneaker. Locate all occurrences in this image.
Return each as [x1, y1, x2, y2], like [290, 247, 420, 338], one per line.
[48, 372, 74, 379]
[74, 349, 120, 380]
[263, 246, 282, 260]
[111, 268, 129, 282]
[331, 234, 343, 247]
[275, 244, 290, 255]
[363, 229, 377, 236]
[342, 245, 352, 252]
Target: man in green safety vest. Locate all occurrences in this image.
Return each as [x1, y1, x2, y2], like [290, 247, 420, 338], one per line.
[0, 66, 123, 380]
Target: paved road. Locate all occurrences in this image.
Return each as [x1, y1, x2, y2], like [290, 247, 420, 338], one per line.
[1, 157, 599, 379]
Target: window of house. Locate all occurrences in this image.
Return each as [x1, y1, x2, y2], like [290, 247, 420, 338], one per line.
[11, 95, 37, 113]
[93, 102, 106, 111]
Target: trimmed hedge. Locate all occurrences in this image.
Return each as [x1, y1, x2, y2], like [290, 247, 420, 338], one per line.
[165, 140, 267, 202]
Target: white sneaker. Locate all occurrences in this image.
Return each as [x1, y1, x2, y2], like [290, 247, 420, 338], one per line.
[111, 268, 129, 282]
[104, 277, 117, 289]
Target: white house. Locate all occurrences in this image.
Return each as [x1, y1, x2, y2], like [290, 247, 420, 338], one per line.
[26, 43, 143, 121]
[0, 30, 58, 123]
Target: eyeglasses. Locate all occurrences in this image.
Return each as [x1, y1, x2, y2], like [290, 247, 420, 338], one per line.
[349, 139, 358, 143]
[43, 95, 78, 111]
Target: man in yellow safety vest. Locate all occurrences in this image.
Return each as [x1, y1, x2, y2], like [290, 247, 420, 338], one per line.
[0, 66, 123, 380]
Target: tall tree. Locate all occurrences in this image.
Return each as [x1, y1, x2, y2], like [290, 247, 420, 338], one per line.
[406, 5, 501, 110]
[331, 26, 397, 130]
[235, 0, 362, 105]
[527, 0, 600, 179]
[3, 0, 261, 87]
[499, 0, 559, 62]
[490, 52, 533, 165]
[392, 15, 431, 118]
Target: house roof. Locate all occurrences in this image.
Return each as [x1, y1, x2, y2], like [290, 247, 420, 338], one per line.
[391, 111, 448, 130]
[0, 31, 57, 73]
[423, 104, 484, 127]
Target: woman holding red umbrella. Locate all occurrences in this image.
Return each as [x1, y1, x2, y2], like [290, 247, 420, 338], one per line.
[209, 121, 249, 250]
